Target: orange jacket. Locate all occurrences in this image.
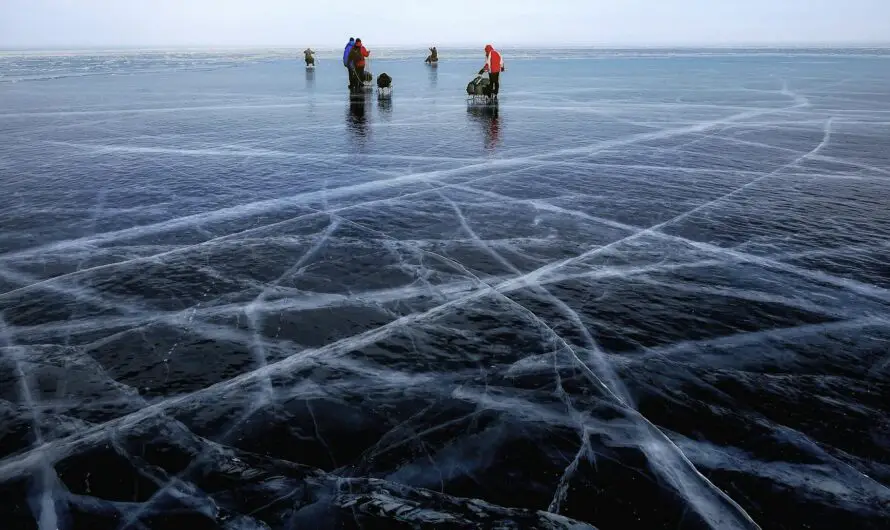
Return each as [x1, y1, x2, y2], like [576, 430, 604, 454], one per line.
[483, 48, 504, 73]
[349, 45, 370, 68]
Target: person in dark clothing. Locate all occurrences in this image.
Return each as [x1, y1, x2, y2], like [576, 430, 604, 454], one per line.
[343, 38, 356, 89]
[425, 46, 438, 64]
[348, 38, 370, 92]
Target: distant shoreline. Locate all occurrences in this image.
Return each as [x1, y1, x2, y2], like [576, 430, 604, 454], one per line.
[2, 44, 890, 55]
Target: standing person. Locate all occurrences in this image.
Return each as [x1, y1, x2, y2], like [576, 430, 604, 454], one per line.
[348, 38, 371, 91]
[478, 44, 505, 98]
[304, 48, 315, 66]
[343, 37, 356, 89]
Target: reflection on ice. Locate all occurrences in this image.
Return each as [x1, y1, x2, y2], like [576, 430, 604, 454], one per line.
[467, 104, 501, 151]
[347, 95, 370, 141]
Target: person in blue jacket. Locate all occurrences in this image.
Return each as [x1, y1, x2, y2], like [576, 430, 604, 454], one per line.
[343, 37, 356, 90]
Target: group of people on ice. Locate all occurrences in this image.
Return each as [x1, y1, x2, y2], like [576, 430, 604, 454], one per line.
[337, 38, 505, 97]
[341, 38, 371, 92]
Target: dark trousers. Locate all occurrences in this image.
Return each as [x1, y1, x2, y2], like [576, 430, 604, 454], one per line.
[489, 72, 500, 95]
[346, 66, 355, 89]
[355, 66, 366, 87]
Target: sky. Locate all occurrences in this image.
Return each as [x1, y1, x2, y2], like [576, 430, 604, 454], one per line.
[1, 0, 887, 49]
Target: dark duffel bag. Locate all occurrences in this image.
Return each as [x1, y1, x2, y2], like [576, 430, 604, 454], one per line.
[466, 75, 490, 96]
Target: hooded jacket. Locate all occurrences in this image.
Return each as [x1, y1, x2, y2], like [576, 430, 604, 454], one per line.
[349, 42, 370, 69]
[482, 45, 504, 73]
[343, 40, 355, 66]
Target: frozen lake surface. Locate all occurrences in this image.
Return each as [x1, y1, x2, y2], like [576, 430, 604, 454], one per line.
[1, 48, 889, 530]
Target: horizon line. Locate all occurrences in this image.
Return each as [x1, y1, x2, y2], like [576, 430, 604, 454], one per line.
[3, 42, 890, 53]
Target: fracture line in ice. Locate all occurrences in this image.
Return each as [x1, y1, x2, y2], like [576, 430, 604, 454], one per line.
[780, 81, 811, 108]
[447, 184, 876, 271]
[421, 226, 607, 511]
[0, 98, 807, 265]
[0, 236, 630, 474]
[632, 118, 890, 303]
[780, 172, 890, 182]
[0, 118, 864, 524]
[458, 383, 764, 528]
[306, 398, 338, 469]
[767, 424, 890, 497]
[808, 154, 890, 177]
[0, 67, 880, 490]
[448, 184, 890, 304]
[244, 217, 341, 400]
[0, 316, 61, 530]
[626, 315, 889, 364]
[438, 191, 633, 406]
[548, 429, 593, 514]
[634, 276, 861, 320]
[10, 239, 880, 349]
[2, 318, 882, 528]
[715, 126, 890, 180]
[697, 130, 807, 155]
[3, 337, 264, 529]
[9, 280, 482, 340]
[546, 159, 778, 181]
[0, 101, 334, 119]
[492, 118, 890, 311]
[412, 117, 845, 527]
[674, 434, 890, 509]
[317, 193, 637, 419]
[359, 405, 472, 466]
[114, 404, 263, 530]
[6, 259, 882, 411]
[546, 347, 603, 515]
[0, 263, 395, 399]
[0, 262, 202, 341]
[0, 272, 501, 479]
[0, 163, 519, 292]
[0, 264, 145, 316]
[659, 230, 890, 304]
[433, 194, 758, 527]
[446, 184, 638, 233]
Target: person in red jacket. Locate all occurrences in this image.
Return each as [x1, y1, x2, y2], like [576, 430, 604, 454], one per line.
[478, 44, 505, 97]
[348, 38, 371, 91]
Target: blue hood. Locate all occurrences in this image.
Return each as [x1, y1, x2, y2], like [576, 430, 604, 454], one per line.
[343, 42, 355, 66]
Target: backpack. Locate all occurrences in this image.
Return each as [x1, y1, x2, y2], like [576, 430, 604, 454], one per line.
[377, 73, 392, 89]
[466, 74, 491, 96]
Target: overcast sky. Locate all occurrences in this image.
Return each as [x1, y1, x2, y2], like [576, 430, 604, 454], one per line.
[1, 0, 887, 49]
